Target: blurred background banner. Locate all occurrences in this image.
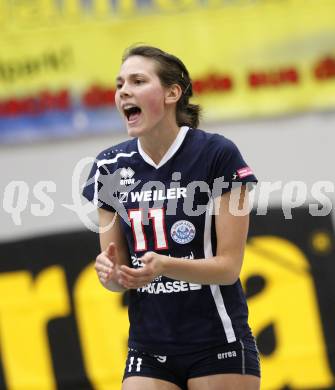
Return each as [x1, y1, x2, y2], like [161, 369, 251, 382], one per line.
[1, 0, 335, 143]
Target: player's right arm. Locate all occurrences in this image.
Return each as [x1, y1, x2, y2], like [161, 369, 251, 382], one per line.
[95, 208, 130, 292]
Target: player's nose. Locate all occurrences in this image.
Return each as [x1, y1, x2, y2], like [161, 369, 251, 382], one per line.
[119, 83, 132, 98]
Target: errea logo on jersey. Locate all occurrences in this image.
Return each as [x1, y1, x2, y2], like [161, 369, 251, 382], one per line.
[120, 167, 135, 185]
[217, 350, 237, 359]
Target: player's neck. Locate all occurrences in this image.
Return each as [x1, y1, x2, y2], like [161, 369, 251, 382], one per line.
[139, 122, 180, 165]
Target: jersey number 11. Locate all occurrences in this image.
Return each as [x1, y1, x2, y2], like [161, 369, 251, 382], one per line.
[128, 208, 168, 252]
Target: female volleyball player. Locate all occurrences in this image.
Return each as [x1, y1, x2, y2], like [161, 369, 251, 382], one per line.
[83, 45, 260, 390]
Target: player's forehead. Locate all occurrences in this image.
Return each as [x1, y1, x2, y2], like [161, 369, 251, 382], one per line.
[117, 55, 159, 80]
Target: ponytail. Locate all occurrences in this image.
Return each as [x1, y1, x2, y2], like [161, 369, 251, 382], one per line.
[176, 103, 201, 128]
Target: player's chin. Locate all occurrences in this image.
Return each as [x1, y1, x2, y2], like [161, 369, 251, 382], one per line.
[126, 124, 148, 138]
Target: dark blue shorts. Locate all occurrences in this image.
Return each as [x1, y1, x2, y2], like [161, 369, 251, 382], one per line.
[123, 336, 261, 390]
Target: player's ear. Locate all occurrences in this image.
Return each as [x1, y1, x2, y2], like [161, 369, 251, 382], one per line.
[165, 84, 182, 105]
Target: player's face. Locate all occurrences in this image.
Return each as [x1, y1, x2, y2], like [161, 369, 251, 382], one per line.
[115, 55, 168, 137]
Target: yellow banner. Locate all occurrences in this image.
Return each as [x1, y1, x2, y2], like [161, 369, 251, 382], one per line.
[0, 0, 335, 121]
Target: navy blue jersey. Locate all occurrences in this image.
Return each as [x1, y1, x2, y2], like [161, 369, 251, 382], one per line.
[83, 127, 257, 355]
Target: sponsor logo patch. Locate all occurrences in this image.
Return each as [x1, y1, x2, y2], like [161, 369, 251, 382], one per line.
[119, 192, 129, 203]
[170, 220, 195, 244]
[237, 167, 253, 179]
[120, 167, 135, 185]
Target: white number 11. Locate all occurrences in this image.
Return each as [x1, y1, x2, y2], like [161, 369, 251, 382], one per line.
[128, 208, 168, 251]
[128, 356, 142, 372]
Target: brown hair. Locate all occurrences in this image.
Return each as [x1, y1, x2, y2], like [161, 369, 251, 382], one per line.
[122, 45, 201, 128]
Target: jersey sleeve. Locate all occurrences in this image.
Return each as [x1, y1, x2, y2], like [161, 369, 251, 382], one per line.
[82, 154, 117, 212]
[208, 135, 258, 197]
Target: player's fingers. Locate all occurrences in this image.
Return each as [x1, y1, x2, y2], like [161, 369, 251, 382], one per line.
[95, 265, 113, 275]
[118, 270, 134, 283]
[119, 265, 136, 275]
[106, 266, 120, 280]
[141, 251, 155, 263]
[120, 279, 142, 289]
[118, 270, 152, 289]
[118, 271, 144, 288]
[141, 257, 148, 265]
[120, 265, 151, 278]
[105, 242, 116, 261]
[119, 265, 145, 274]
[96, 254, 115, 268]
[98, 270, 109, 283]
[118, 275, 130, 288]
[95, 260, 113, 271]
[106, 272, 113, 281]
[129, 278, 151, 289]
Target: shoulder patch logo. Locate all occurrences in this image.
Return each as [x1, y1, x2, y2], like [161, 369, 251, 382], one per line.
[237, 167, 253, 179]
[170, 220, 196, 244]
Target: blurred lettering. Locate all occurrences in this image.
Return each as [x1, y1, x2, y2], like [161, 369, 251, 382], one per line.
[3, 181, 29, 225]
[74, 263, 129, 389]
[241, 236, 333, 389]
[0, 267, 70, 389]
[31, 181, 56, 217]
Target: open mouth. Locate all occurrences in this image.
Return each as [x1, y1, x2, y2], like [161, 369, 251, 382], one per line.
[123, 105, 142, 122]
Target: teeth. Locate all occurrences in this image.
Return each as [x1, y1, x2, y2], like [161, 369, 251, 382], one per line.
[123, 104, 137, 110]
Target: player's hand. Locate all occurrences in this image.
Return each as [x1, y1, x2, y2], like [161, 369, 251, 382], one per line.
[95, 242, 122, 289]
[118, 251, 166, 289]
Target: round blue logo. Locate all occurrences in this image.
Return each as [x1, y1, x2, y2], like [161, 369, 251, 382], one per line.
[170, 220, 196, 244]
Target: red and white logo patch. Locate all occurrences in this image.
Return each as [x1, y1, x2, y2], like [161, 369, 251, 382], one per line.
[237, 167, 253, 179]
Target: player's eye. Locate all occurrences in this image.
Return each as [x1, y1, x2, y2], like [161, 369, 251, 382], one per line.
[116, 83, 123, 89]
[134, 79, 144, 85]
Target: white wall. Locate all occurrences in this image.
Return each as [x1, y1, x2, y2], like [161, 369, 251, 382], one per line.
[1, 111, 334, 242]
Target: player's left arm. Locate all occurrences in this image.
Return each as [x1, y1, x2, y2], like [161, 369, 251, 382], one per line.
[118, 185, 250, 288]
